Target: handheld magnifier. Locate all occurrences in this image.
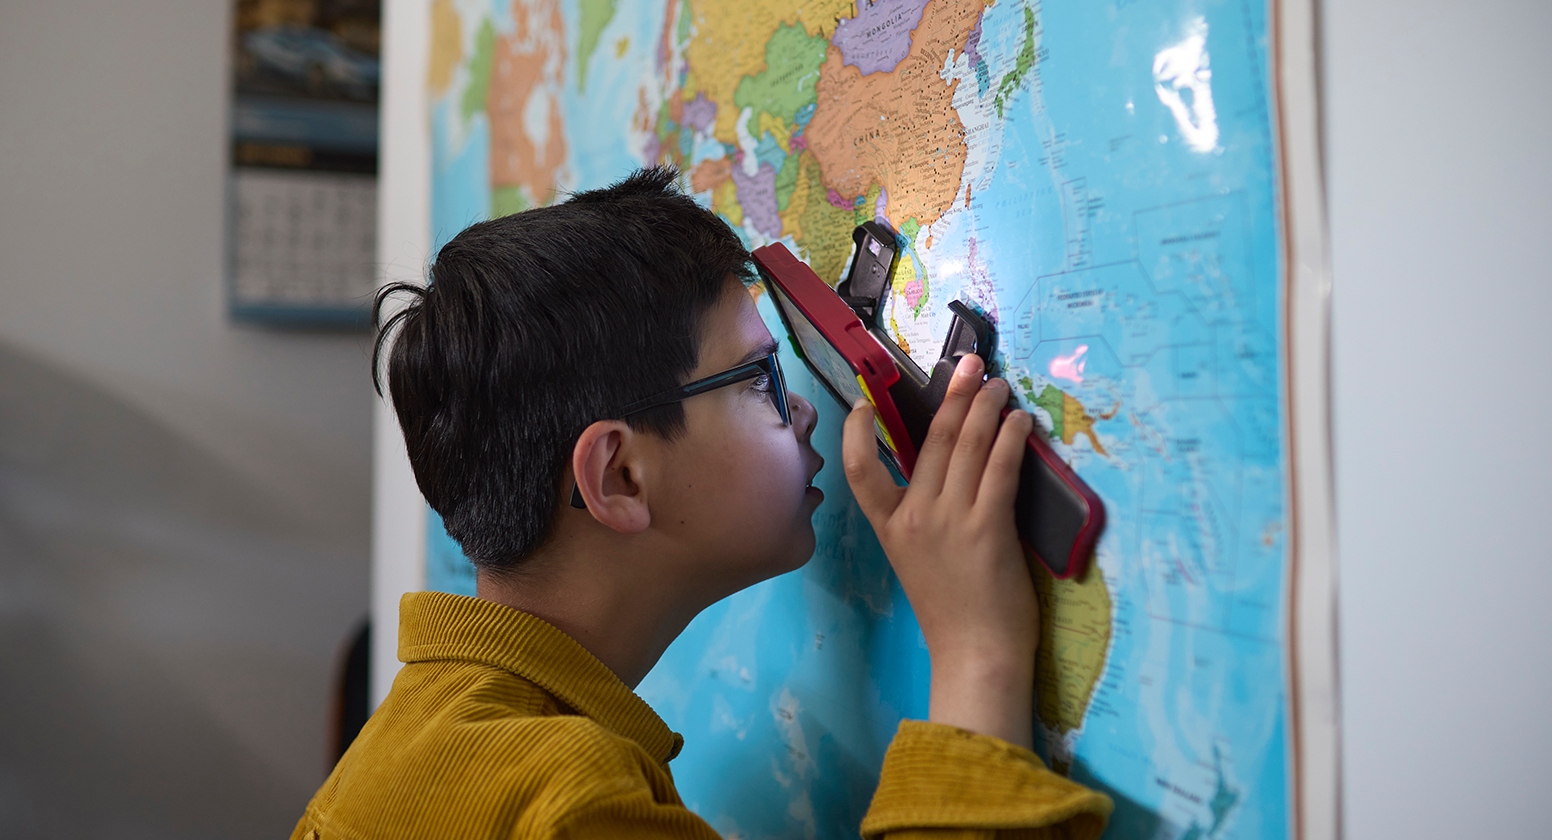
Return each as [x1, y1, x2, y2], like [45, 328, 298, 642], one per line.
[753, 224, 1106, 579]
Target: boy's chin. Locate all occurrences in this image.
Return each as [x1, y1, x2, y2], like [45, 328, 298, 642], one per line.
[781, 539, 816, 575]
[745, 530, 817, 585]
[783, 530, 818, 575]
[711, 520, 817, 596]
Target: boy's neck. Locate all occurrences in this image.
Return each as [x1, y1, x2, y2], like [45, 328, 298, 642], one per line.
[473, 537, 707, 690]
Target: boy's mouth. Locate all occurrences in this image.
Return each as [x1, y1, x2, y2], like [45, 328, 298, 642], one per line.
[804, 457, 825, 500]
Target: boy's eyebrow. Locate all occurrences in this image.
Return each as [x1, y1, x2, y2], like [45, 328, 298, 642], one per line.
[735, 339, 780, 366]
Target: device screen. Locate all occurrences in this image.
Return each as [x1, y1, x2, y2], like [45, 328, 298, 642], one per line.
[769, 281, 867, 409]
[768, 278, 910, 471]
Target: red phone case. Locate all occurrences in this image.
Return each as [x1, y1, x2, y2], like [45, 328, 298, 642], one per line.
[752, 244, 919, 474]
[1005, 407, 1106, 579]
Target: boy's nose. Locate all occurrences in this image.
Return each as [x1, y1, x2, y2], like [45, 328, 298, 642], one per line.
[789, 392, 818, 442]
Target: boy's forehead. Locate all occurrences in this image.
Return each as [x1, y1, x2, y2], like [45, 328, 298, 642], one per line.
[695, 279, 774, 371]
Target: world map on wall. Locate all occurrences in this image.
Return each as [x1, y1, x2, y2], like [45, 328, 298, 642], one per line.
[424, 1, 1290, 837]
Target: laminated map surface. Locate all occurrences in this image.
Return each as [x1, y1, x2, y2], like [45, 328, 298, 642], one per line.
[425, 1, 1292, 836]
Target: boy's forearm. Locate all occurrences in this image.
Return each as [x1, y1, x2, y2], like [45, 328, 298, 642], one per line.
[842, 358, 1044, 753]
[927, 647, 1036, 751]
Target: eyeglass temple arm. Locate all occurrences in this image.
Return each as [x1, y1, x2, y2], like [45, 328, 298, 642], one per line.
[573, 369, 754, 510]
[614, 362, 766, 417]
[575, 359, 776, 511]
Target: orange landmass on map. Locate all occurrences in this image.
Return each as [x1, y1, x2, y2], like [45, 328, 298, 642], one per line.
[803, 0, 984, 230]
[681, 0, 855, 145]
[779, 153, 866, 284]
[690, 157, 732, 193]
[711, 179, 743, 227]
[427, 0, 462, 95]
[1062, 394, 1117, 457]
[777, 154, 816, 241]
[488, 0, 568, 206]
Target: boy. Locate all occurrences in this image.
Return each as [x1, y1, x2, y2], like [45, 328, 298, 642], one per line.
[292, 168, 1111, 838]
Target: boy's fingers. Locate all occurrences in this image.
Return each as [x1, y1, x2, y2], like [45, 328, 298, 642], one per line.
[942, 378, 1012, 498]
[842, 400, 903, 527]
[978, 410, 1033, 510]
[908, 354, 985, 497]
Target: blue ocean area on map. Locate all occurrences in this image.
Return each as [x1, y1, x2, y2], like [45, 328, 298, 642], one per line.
[423, 0, 1292, 836]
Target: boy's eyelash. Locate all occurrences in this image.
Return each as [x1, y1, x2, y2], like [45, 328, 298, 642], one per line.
[749, 374, 772, 392]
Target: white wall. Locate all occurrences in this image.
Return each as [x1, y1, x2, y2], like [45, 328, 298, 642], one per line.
[0, 1, 372, 836]
[370, 0, 431, 709]
[1324, 0, 1552, 837]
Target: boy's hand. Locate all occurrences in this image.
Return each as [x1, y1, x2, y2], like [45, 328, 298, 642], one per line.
[843, 354, 1040, 750]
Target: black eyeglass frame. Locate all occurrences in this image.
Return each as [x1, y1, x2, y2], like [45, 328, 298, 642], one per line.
[616, 351, 790, 426]
[569, 352, 791, 509]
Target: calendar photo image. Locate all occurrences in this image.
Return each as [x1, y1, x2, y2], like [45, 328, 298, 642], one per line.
[226, 0, 380, 326]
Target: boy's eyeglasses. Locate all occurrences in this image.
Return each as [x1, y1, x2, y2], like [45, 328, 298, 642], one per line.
[617, 352, 791, 426]
[570, 352, 791, 509]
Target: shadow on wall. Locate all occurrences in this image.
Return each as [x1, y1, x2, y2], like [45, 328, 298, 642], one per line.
[0, 339, 366, 839]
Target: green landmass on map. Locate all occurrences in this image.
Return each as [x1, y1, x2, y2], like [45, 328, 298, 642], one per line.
[491, 185, 529, 219]
[577, 0, 619, 92]
[1180, 746, 1241, 839]
[1030, 382, 1066, 439]
[461, 18, 496, 123]
[993, 5, 1039, 118]
[733, 23, 828, 126]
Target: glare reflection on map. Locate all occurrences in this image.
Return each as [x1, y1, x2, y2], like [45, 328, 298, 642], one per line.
[425, 1, 1290, 837]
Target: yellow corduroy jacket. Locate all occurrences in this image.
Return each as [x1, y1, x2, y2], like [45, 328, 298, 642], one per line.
[291, 591, 1112, 839]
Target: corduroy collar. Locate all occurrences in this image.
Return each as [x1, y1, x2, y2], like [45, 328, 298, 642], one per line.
[397, 590, 683, 765]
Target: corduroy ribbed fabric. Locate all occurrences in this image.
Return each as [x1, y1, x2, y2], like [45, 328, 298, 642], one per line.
[290, 591, 1112, 839]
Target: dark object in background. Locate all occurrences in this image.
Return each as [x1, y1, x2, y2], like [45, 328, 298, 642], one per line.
[329, 619, 371, 767]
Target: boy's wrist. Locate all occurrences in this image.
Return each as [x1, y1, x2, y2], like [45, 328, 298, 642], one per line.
[927, 647, 1036, 750]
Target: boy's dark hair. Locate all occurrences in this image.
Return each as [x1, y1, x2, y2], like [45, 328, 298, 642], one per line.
[373, 167, 753, 572]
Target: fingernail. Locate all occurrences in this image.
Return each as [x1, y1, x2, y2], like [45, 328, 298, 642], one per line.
[955, 355, 979, 378]
[986, 377, 1008, 392]
[853, 398, 870, 411]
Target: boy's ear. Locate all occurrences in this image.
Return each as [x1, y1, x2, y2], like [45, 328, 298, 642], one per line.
[570, 420, 651, 534]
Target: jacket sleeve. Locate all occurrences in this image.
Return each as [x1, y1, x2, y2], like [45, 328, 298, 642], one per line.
[548, 720, 1111, 840]
[860, 720, 1113, 840]
[549, 788, 725, 840]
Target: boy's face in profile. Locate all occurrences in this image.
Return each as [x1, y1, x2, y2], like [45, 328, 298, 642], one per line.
[647, 278, 825, 598]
